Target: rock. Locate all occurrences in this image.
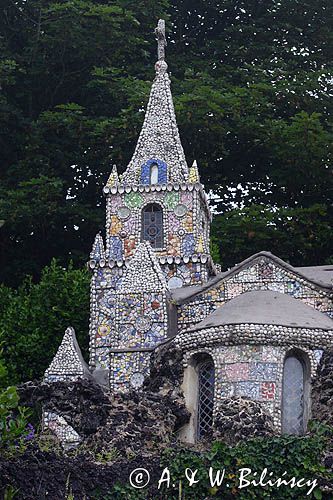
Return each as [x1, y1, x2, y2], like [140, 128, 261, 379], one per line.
[0, 444, 161, 500]
[17, 345, 190, 458]
[312, 348, 333, 427]
[212, 397, 275, 446]
[18, 378, 111, 436]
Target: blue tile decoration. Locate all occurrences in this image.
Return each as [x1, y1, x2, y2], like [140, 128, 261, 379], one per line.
[181, 233, 195, 257]
[235, 381, 260, 399]
[108, 236, 123, 260]
[140, 158, 167, 185]
[249, 362, 277, 381]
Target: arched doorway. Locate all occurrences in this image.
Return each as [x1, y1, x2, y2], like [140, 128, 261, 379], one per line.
[178, 353, 215, 443]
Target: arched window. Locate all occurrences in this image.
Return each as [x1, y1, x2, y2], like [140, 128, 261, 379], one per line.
[150, 163, 159, 184]
[282, 352, 310, 435]
[197, 359, 215, 439]
[141, 203, 164, 248]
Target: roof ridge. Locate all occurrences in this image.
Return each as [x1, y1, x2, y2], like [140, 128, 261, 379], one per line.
[171, 251, 333, 304]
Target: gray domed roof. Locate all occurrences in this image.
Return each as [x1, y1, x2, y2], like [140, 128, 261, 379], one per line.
[188, 290, 333, 332]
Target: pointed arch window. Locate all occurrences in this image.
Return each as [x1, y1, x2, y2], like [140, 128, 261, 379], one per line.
[282, 352, 310, 435]
[141, 203, 164, 248]
[197, 359, 215, 439]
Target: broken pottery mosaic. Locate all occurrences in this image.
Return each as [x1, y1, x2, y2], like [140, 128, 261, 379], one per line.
[45, 20, 333, 445]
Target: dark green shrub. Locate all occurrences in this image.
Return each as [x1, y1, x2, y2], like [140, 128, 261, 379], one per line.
[0, 260, 90, 382]
[102, 428, 332, 499]
[0, 347, 31, 455]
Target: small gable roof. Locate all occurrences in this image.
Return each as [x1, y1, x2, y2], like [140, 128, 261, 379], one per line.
[45, 327, 90, 378]
[171, 251, 333, 304]
[187, 290, 333, 332]
[295, 265, 333, 288]
[119, 242, 166, 293]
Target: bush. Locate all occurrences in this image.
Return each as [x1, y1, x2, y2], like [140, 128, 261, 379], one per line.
[0, 260, 90, 383]
[0, 347, 31, 455]
[105, 428, 332, 499]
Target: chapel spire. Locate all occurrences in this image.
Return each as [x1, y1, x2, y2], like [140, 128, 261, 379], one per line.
[120, 19, 189, 186]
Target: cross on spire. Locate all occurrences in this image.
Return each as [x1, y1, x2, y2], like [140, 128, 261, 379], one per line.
[155, 19, 167, 61]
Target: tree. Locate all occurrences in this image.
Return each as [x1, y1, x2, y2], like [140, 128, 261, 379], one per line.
[212, 203, 332, 269]
[0, 338, 31, 452]
[0, 0, 332, 284]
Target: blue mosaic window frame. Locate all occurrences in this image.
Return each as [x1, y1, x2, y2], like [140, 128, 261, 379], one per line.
[140, 159, 167, 185]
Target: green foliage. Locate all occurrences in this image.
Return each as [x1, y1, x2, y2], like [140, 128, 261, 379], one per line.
[0, 344, 30, 455]
[95, 447, 121, 464]
[0, 260, 90, 382]
[37, 430, 63, 456]
[212, 203, 332, 268]
[102, 482, 146, 500]
[2, 485, 20, 500]
[209, 237, 221, 265]
[103, 429, 332, 499]
[0, 386, 30, 454]
[0, 0, 332, 285]
[65, 473, 75, 500]
[77, 441, 122, 464]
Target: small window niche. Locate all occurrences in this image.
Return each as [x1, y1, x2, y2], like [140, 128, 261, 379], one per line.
[140, 159, 167, 185]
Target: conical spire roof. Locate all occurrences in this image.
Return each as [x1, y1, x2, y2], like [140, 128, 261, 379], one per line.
[90, 233, 105, 261]
[121, 20, 189, 185]
[106, 165, 120, 187]
[189, 160, 200, 183]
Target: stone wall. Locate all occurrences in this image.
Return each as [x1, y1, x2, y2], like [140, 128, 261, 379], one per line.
[176, 328, 327, 431]
[177, 256, 333, 331]
[20, 343, 189, 456]
[104, 184, 211, 265]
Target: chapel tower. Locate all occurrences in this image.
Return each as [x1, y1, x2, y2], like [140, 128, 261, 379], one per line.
[88, 20, 215, 391]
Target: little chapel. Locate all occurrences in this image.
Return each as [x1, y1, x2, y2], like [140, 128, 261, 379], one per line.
[45, 20, 333, 445]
